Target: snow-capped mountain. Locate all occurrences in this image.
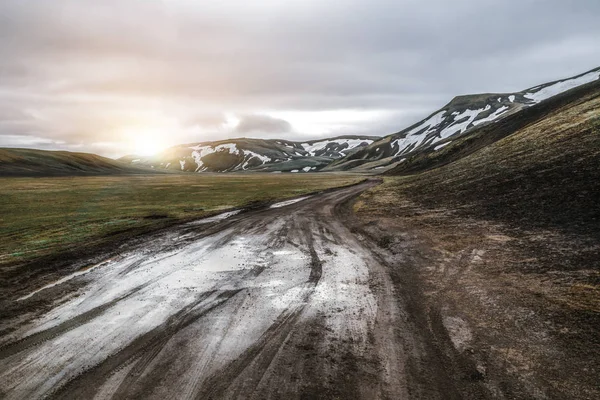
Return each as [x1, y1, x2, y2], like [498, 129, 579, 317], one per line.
[120, 136, 377, 173]
[328, 67, 600, 172]
[121, 66, 600, 174]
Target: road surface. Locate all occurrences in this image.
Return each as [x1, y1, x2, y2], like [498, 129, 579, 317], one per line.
[0, 181, 456, 399]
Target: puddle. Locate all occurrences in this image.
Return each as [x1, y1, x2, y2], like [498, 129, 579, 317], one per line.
[270, 196, 311, 209]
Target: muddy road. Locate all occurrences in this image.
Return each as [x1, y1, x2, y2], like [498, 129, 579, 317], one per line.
[0, 181, 476, 399]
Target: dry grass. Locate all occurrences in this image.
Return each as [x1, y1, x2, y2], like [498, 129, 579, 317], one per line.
[0, 173, 362, 267]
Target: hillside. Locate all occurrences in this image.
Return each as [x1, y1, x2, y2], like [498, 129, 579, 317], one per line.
[328, 66, 600, 172]
[386, 78, 600, 176]
[385, 79, 600, 236]
[120, 136, 377, 173]
[0, 148, 159, 177]
[353, 77, 600, 398]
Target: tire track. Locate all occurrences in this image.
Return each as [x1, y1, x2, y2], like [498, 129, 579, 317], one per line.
[2, 180, 395, 400]
[51, 289, 241, 400]
[0, 285, 147, 361]
[194, 222, 324, 399]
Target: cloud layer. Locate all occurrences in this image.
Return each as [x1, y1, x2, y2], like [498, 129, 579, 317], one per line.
[1, 0, 599, 157]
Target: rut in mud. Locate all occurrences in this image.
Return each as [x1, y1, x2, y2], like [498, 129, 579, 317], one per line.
[0, 181, 479, 400]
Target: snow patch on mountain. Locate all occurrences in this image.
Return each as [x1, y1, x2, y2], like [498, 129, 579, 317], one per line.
[241, 150, 271, 169]
[473, 106, 509, 126]
[434, 142, 451, 151]
[189, 143, 273, 171]
[524, 70, 600, 103]
[392, 105, 503, 155]
[301, 138, 374, 156]
[407, 111, 446, 136]
[437, 105, 491, 141]
[190, 144, 238, 170]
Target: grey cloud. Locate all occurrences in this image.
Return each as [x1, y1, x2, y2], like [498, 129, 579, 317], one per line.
[0, 0, 599, 156]
[183, 114, 228, 129]
[235, 115, 292, 135]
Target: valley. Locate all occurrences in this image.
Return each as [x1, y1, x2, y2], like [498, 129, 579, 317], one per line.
[0, 174, 362, 298]
[0, 65, 599, 399]
[0, 181, 506, 399]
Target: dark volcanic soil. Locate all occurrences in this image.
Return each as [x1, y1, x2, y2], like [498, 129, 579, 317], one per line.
[352, 84, 600, 399]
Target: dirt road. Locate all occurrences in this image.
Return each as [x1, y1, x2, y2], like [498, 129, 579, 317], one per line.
[0, 181, 480, 399]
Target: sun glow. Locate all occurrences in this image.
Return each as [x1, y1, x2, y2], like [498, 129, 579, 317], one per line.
[126, 128, 168, 156]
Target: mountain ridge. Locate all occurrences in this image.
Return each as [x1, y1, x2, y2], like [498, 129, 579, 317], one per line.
[4, 66, 599, 177]
[326, 66, 600, 172]
[120, 135, 379, 173]
[385, 77, 600, 176]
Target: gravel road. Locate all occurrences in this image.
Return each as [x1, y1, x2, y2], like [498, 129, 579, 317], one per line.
[0, 181, 471, 399]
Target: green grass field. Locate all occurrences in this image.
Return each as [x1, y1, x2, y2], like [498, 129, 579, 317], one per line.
[0, 173, 362, 268]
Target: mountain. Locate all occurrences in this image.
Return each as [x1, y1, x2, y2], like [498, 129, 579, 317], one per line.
[354, 69, 600, 400]
[0, 148, 160, 177]
[120, 136, 378, 173]
[6, 68, 598, 177]
[327, 66, 600, 172]
[382, 78, 600, 177]
[386, 78, 600, 232]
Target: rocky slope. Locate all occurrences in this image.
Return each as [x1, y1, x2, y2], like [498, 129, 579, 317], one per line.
[120, 136, 377, 173]
[327, 66, 600, 172]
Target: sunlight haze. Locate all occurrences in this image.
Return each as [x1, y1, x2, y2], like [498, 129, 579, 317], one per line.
[0, 0, 599, 157]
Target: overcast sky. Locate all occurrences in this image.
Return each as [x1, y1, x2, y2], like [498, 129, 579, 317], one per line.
[1, 0, 599, 157]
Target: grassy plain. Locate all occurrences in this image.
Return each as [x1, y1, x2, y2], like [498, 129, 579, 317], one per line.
[0, 173, 362, 268]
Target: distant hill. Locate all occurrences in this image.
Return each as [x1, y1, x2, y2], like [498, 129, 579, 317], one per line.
[119, 136, 378, 173]
[0, 148, 160, 177]
[327, 66, 600, 172]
